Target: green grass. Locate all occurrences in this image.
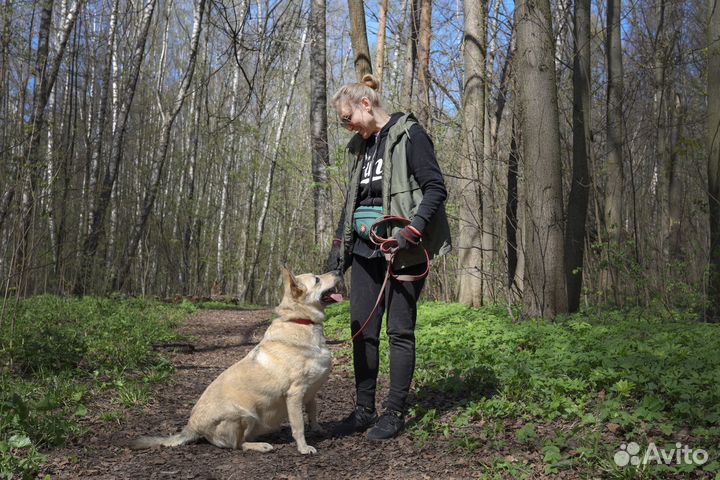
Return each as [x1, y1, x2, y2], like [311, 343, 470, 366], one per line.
[324, 301, 720, 478]
[0, 295, 195, 480]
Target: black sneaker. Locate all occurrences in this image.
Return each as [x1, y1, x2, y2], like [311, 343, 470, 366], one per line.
[367, 409, 405, 441]
[334, 405, 377, 436]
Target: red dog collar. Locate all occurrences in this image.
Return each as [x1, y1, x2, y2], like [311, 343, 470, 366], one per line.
[287, 318, 315, 326]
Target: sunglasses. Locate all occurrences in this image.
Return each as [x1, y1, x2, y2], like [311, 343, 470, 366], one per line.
[339, 105, 358, 129]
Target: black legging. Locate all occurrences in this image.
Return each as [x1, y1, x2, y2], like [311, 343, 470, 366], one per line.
[350, 253, 426, 413]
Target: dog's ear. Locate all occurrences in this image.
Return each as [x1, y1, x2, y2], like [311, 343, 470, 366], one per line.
[282, 267, 305, 299]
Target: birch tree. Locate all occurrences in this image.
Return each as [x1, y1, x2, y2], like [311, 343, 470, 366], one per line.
[76, 0, 157, 294]
[310, 0, 330, 249]
[375, 0, 389, 90]
[217, 66, 242, 293]
[389, 0, 409, 103]
[114, 0, 207, 290]
[180, 89, 202, 294]
[17, 0, 83, 293]
[241, 23, 308, 302]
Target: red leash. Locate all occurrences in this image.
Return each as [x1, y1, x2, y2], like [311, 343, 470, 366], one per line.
[350, 216, 430, 342]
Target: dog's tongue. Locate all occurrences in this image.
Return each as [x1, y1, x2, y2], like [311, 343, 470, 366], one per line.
[329, 293, 344, 303]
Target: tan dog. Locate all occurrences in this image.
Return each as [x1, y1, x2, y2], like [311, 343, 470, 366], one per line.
[131, 268, 343, 454]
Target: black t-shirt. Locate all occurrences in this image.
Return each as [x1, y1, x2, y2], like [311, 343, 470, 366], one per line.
[357, 130, 386, 208]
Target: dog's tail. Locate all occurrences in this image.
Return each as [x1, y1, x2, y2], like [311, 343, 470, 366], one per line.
[130, 427, 199, 449]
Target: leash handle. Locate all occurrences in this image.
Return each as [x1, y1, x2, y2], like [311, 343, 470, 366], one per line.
[369, 215, 409, 247]
[369, 216, 430, 282]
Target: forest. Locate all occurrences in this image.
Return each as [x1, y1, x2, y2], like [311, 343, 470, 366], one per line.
[1, 0, 718, 319]
[1, 0, 720, 477]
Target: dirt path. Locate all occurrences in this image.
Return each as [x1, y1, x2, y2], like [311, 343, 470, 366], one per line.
[41, 309, 485, 479]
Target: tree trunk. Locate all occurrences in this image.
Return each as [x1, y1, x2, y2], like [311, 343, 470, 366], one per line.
[76, 0, 156, 294]
[515, 0, 567, 318]
[604, 0, 625, 298]
[114, 0, 206, 291]
[375, 0, 389, 90]
[666, 92, 683, 258]
[181, 90, 201, 294]
[310, 0, 330, 253]
[104, 1, 121, 272]
[347, 0, 372, 80]
[217, 67, 242, 292]
[390, 0, 409, 101]
[707, 0, 720, 321]
[457, 0, 485, 307]
[486, 21, 515, 304]
[401, 0, 420, 111]
[215, 0, 247, 294]
[86, 0, 118, 245]
[416, 0, 432, 127]
[513, 121, 526, 300]
[45, 63, 58, 273]
[55, 30, 79, 286]
[0, 0, 9, 161]
[553, 0, 572, 70]
[654, 0, 673, 263]
[565, 0, 591, 312]
[506, 119, 519, 294]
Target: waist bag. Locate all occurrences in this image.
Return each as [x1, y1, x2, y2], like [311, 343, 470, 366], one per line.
[353, 205, 385, 240]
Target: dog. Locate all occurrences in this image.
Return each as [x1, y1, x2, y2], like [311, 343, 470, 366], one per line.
[130, 268, 343, 454]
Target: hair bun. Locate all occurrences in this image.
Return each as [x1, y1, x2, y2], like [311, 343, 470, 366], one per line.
[361, 74, 379, 91]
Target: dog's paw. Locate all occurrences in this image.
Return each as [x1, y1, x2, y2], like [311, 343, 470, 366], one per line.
[298, 445, 317, 455]
[242, 442, 274, 453]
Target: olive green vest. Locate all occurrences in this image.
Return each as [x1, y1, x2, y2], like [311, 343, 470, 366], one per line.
[341, 114, 452, 270]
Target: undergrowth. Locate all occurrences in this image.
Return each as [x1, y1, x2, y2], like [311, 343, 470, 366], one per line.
[324, 301, 720, 478]
[0, 295, 195, 479]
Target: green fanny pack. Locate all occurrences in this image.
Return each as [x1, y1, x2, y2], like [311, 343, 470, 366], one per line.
[353, 205, 385, 240]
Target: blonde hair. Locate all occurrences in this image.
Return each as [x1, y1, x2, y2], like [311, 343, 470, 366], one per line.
[332, 74, 383, 111]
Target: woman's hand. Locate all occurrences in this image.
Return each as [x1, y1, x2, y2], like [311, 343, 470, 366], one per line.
[325, 238, 344, 272]
[393, 226, 422, 250]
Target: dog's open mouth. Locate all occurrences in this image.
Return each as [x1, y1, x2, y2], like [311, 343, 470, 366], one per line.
[321, 287, 344, 304]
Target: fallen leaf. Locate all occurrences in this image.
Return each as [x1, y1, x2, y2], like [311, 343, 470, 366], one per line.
[607, 423, 620, 433]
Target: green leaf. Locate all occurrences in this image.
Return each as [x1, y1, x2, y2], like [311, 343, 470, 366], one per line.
[35, 397, 58, 411]
[10, 394, 29, 420]
[8, 434, 32, 449]
[659, 423, 674, 436]
[74, 404, 88, 417]
[543, 444, 562, 464]
[581, 413, 597, 425]
[515, 423, 537, 443]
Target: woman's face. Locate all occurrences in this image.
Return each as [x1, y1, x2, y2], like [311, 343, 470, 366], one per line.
[338, 98, 374, 139]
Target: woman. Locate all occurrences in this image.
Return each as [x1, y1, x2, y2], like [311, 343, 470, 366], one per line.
[327, 74, 451, 440]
